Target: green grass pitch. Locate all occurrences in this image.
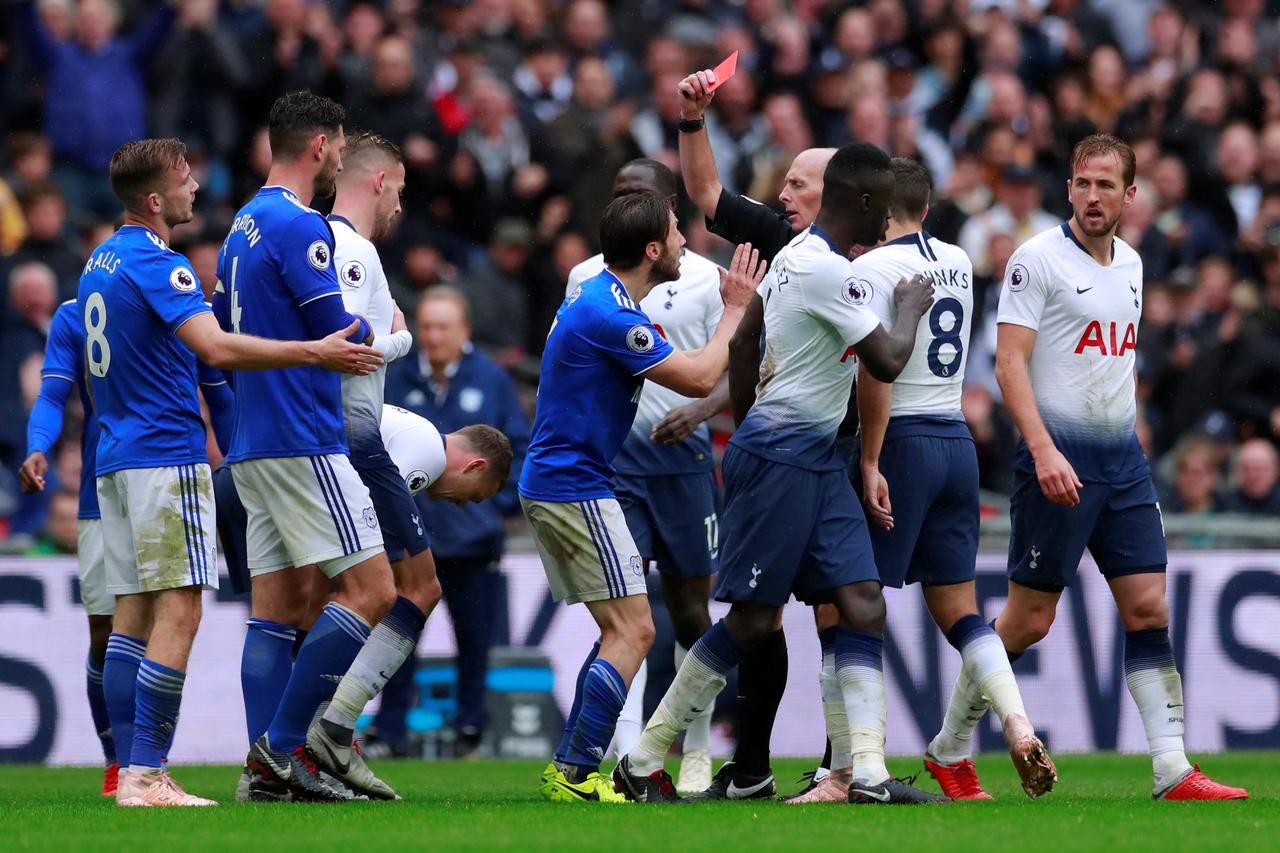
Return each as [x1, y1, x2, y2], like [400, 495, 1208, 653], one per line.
[0, 753, 1271, 852]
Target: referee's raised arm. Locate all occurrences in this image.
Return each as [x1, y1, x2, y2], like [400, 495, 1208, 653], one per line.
[676, 70, 724, 221]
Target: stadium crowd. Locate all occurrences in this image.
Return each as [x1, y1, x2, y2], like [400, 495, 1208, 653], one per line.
[2, 0, 1280, 546]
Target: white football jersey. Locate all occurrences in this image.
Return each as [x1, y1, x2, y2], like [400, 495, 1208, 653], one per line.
[857, 231, 973, 419]
[380, 404, 447, 495]
[332, 217, 414, 443]
[996, 223, 1148, 481]
[566, 249, 724, 475]
[731, 226, 881, 470]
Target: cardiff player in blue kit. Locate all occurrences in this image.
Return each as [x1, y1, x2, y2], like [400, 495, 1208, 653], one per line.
[81, 138, 379, 808]
[929, 135, 1247, 802]
[617, 143, 942, 805]
[565, 160, 727, 793]
[19, 295, 236, 799]
[215, 92, 402, 802]
[522, 191, 763, 803]
[843, 159, 1054, 802]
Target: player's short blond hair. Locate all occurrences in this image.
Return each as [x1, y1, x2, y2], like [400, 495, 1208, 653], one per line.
[109, 138, 187, 212]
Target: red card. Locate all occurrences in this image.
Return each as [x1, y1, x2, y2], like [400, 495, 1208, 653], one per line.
[707, 51, 739, 91]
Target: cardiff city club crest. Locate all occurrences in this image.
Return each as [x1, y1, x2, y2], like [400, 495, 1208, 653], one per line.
[362, 506, 378, 529]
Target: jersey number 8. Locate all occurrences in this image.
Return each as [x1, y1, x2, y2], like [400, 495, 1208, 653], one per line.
[84, 291, 111, 377]
[926, 297, 964, 379]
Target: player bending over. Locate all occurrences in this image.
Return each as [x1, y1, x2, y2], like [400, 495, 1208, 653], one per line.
[565, 158, 727, 794]
[521, 191, 761, 803]
[930, 134, 1246, 801]
[615, 143, 943, 805]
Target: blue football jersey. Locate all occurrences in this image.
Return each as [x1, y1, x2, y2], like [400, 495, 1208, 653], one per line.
[77, 225, 211, 475]
[519, 270, 675, 501]
[217, 186, 347, 461]
[41, 299, 100, 517]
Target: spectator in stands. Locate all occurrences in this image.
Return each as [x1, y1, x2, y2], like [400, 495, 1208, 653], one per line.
[513, 38, 572, 126]
[150, 0, 251, 177]
[1224, 438, 1280, 515]
[0, 261, 58, 537]
[1163, 436, 1225, 515]
[385, 286, 529, 758]
[457, 218, 535, 360]
[19, 0, 175, 217]
[11, 183, 81, 301]
[958, 163, 1058, 276]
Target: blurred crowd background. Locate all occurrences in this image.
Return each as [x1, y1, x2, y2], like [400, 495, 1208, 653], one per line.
[3, 0, 1280, 553]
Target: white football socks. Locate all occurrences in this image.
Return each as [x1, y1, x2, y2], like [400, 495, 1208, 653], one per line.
[837, 660, 889, 786]
[820, 648, 852, 775]
[677, 643, 713, 754]
[608, 659, 646, 759]
[628, 648, 727, 775]
[1127, 660, 1192, 790]
[324, 619, 417, 731]
[929, 664, 983, 764]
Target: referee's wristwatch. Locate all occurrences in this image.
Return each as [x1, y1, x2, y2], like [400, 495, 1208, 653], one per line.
[678, 116, 706, 133]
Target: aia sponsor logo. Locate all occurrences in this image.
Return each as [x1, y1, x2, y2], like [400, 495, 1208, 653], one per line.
[1075, 321, 1136, 356]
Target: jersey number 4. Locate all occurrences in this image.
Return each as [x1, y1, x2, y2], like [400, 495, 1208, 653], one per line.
[926, 297, 964, 379]
[227, 256, 244, 333]
[84, 291, 111, 377]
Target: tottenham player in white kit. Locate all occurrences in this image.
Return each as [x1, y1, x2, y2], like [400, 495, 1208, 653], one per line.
[834, 158, 1051, 803]
[932, 135, 1246, 801]
[617, 143, 944, 805]
[565, 159, 725, 793]
[305, 130, 441, 799]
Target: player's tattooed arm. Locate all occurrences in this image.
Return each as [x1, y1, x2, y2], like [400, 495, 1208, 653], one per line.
[996, 322, 1083, 506]
[856, 363, 894, 530]
[854, 273, 935, 382]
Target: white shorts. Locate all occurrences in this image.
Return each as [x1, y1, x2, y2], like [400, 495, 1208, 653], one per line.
[231, 454, 384, 578]
[97, 464, 219, 596]
[76, 519, 114, 616]
[520, 496, 647, 604]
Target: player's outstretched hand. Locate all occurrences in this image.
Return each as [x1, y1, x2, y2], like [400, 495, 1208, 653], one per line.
[1035, 446, 1083, 506]
[652, 402, 707, 445]
[861, 463, 894, 531]
[719, 243, 766, 309]
[317, 320, 384, 375]
[677, 70, 718, 119]
[18, 451, 48, 494]
[893, 272, 935, 319]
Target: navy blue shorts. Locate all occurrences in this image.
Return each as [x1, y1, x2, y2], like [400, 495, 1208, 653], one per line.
[354, 454, 431, 563]
[1008, 470, 1167, 592]
[852, 434, 979, 589]
[614, 471, 718, 578]
[714, 445, 880, 607]
[213, 464, 250, 595]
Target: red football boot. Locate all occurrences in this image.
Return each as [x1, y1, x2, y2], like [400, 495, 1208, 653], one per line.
[101, 762, 119, 797]
[1157, 765, 1248, 801]
[923, 755, 994, 800]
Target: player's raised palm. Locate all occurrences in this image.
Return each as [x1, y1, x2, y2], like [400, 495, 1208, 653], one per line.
[893, 272, 935, 320]
[719, 242, 766, 309]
